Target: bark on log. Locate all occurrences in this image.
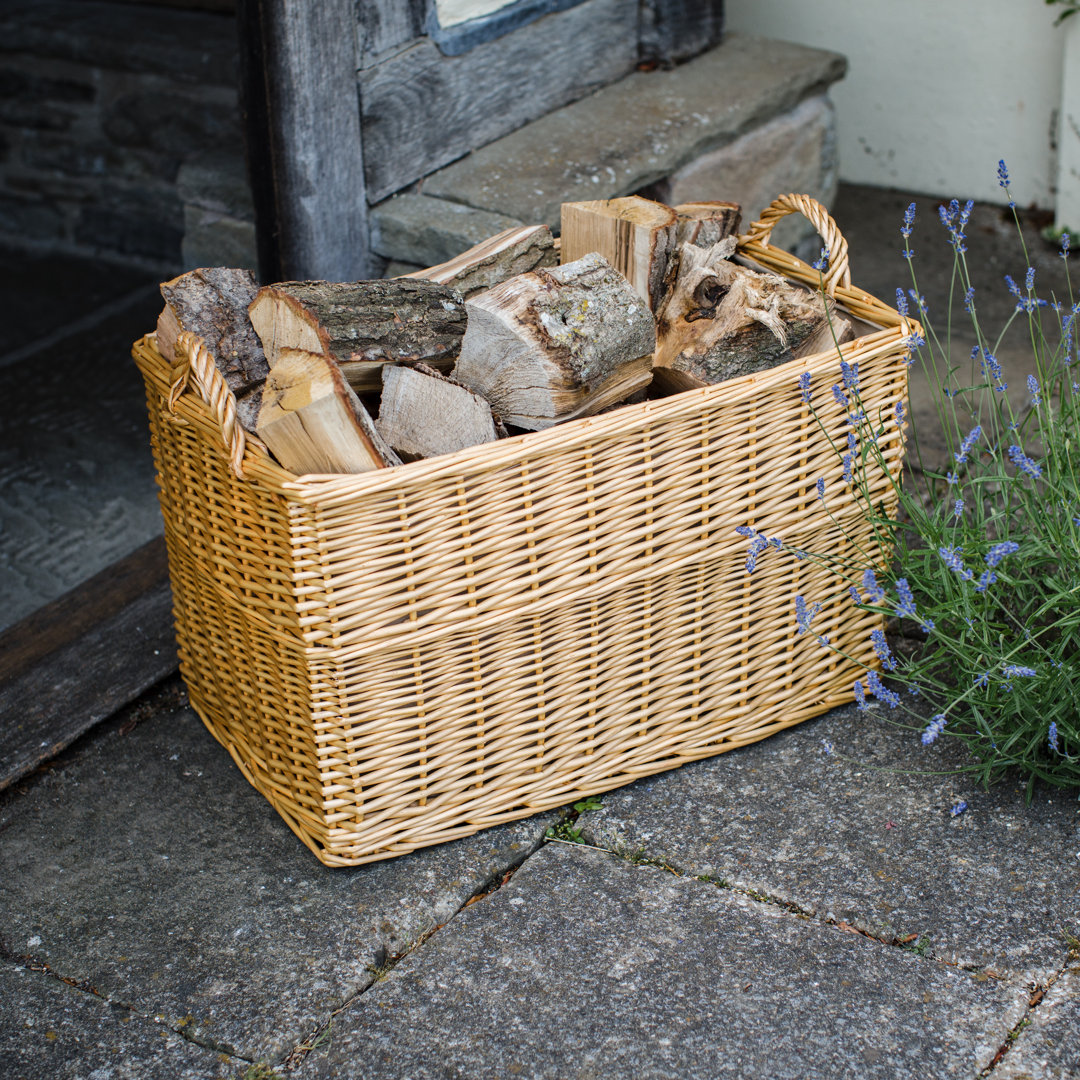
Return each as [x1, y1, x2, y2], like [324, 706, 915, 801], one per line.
[376, 363, 500, 460]
[256, 348, 399, 474]
[674, 201, 742, 248]
[559, 197, 678, 311]
[453, 252, 655, 430]
[403, 225, 557, 298]
[654, 241, 833, 391]
[157, 267, 269, 400]
[248, 279, 467, 392]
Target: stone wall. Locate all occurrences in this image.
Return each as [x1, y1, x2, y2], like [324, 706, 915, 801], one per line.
[0, 1, 245, 270]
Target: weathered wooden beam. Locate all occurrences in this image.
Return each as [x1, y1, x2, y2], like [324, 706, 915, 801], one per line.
[639, 0, 725, 66]
[236, 0, 372, 281]
[359, 0, 638, 203]
[0, 537, 177, 793]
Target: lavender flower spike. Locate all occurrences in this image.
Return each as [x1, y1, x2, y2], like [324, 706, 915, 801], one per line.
[939, 546, 974, 581]
[870, 629, 897, 671]
[921, 713, 947, 745]
[1007, 444, 1043, 479]
[985, 541, 1019, 568]
[1048, 721, 1060, 753]
[954, 425, 982, 464]
[861, 568, 886, 605]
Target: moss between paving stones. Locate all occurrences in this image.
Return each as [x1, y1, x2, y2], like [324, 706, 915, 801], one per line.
[300, 843, 1027, 1080]
[576, 704, 1080, 983]
[0, 961, 240, 1080]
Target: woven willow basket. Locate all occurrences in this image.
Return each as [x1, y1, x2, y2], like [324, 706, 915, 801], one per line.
[132, 195, 916, 866]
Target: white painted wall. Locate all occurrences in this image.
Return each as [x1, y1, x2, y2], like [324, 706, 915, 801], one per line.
[725, 0, 1069, 210]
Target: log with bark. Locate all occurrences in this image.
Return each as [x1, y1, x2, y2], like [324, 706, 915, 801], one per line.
[157, 266, 269, 432]
[248, 278, 467, 392]
[653, 241, 844, 392]
[255, 348, 399, 474]
[674, 201, 742, 249]
[402, 224, 557, 298]
[559, 197, 678, 311]
[376, 363, 502, 460]
[453, 252, 655, 430]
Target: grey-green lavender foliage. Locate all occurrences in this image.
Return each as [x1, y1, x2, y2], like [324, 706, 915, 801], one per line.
[742, 163, 1079, 799]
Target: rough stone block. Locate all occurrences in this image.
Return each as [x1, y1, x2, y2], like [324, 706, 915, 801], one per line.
[423, 34, 846, 228]
[0, 2, 238, 87]
[0, 701, 555, 1062]
[369, 192, 525, 266]
[180, 206, 257, 273]
[0, 962, 240, 1080]
[74, 183, 183, 262]
[578, 704, 1080, 983]
[660, 94, 839, 254]
[306, 844, 1027, 1079]
[0, 193, 67, 244]
[176, 147, 253, 222]
[102, 87, 240, 158]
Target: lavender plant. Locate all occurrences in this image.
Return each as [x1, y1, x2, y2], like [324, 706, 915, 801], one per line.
[743, 165, 1079, 798]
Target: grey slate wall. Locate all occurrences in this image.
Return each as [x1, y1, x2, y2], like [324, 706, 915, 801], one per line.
[0, 1, 243, 269]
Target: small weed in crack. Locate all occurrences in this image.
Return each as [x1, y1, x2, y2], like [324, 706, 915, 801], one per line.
[545, 797, 604, 844]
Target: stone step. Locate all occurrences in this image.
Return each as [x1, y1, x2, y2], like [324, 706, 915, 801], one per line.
[369, 34, 845, 267]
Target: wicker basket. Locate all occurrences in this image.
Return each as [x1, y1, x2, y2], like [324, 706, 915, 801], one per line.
[132, 195, 916, 866]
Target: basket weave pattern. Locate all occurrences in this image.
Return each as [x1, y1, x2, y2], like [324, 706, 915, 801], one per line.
[133, 196, 914, 865]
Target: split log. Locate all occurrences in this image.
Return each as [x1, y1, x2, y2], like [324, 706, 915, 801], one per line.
[376, 363, 501, 460]
[248, 279, 467, 392]
[654, 241, 834, 392]
[157, 268, 270, 432]
[255, 348, 399, 474]
[792, 313, 855, 360]
[674, 201, 742, 249]
[559, 197, 678, 311]
[453, 252, 655, 430]
[402, 225, 557, 298]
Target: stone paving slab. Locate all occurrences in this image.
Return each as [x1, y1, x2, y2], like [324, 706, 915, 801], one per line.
[0, 691, 555, 1063]
[994, 965, 1080, 1079]
[577, 705, 1080, 983]
[0, 960, 240, 1080]
[423, 34, 845, 229]
[302, 843, 1026, 1080]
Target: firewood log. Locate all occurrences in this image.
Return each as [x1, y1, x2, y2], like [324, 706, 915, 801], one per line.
[453, 253, 655, 430]
[157, 267, 270, 432]
[674, 201, 742, 249]
[791, 313, 855, 360]
[376, 363, 501, 460]
[560, 197, 678, 311]
[248, 279, 467, 392]
[654, 241, 834, 392]
[255, 348, 399, 474]
[402, 225, 557, 298]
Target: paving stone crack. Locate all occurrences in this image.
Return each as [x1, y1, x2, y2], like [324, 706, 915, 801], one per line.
[565, 832, 1016, 979]
[0, 940, 255, 1064]
[275, 821, 552, 1073]
[978, 954, 1075, 1077]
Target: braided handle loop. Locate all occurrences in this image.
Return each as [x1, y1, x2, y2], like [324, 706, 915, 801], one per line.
[169, 330, 248, 479]
[742, 193, 851, 297]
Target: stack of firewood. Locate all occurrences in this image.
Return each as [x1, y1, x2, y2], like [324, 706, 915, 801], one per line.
[155, 196, 851, 475]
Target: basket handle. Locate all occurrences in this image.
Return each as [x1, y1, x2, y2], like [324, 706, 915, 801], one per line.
[742, 193, 852, 297]
[168, 330, 248, 479]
